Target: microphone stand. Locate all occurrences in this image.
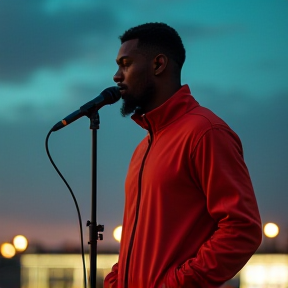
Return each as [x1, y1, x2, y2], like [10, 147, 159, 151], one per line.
[86, 110, 104, 288]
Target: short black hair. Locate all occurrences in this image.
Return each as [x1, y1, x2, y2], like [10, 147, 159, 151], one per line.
[119, 22, 186, 69]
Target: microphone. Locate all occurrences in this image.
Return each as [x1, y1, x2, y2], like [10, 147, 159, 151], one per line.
[52, 86, 121, 132]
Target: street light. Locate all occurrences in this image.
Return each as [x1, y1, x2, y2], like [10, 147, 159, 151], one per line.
[13, 235, 28, 252]
[263, 222, 280, 253]
[113, 226, 122, 243]
[0, 243, 16, 258]
[264, 223, 279, 238]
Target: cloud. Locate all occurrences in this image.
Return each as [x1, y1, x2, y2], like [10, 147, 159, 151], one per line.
[176, 23, 244, 40]
[251, 59, 288, 74]
[0, 0, 117, 83]
[0, 0, 247, 84]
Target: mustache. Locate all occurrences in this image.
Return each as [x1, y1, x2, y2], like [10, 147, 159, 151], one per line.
[117, 84, 128, 90]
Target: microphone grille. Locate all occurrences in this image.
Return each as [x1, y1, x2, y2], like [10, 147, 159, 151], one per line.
[102, 86, 121, 104]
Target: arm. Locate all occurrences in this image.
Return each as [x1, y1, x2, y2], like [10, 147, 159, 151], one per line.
[166, 127, 262, 287]
[104, 263, 118, 288]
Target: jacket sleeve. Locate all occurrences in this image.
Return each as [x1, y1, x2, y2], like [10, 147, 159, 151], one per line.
[104, 263, 118, 288]
[172, 127, 262, 287]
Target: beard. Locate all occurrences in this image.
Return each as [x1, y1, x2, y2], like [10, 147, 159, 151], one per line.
[120, 82, 156, 117]
[120, 93, 140, 117]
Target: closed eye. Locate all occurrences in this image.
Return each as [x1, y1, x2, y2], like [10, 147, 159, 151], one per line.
[116, 56, 132, 68]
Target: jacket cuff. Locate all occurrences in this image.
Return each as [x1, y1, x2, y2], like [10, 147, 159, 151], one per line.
[104, 263, 118, 288]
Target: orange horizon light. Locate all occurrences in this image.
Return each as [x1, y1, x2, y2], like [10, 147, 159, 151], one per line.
[1, 243, 16, 258]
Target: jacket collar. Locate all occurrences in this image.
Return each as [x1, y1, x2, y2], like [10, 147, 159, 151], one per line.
[131, 85, 199, 134]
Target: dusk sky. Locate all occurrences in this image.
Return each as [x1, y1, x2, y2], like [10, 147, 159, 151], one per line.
[1, 0, 287, 252]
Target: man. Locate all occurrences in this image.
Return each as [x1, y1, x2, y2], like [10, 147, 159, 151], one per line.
[105, 23, 262, 288]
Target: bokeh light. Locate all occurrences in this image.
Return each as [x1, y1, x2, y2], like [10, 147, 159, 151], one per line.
[13, 235, 28, 252]
[264, 223, 279, 238]
[1, 243, 16, 258]
[113, 226, 122, 243]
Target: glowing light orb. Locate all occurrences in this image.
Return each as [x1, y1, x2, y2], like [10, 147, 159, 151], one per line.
[113, 226, 122, 243]
[13, 235, 28, 252]
[1, 243, 16, 258]
[264, 223, 279, 238]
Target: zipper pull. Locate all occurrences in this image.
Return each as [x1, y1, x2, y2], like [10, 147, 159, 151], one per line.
[147, 131, 151, 143]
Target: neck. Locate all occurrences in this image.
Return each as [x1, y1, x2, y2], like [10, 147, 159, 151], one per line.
[144, 81, 182, 113]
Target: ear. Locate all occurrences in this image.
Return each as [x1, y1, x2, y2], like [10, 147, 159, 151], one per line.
[153, 54, 168, 76]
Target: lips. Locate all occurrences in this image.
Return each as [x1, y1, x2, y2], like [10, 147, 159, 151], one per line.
[118, 85, 127, 97]
[119, 88, 126, 93]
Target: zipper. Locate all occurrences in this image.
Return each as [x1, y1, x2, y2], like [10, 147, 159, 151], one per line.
[124, 116, 153, 287]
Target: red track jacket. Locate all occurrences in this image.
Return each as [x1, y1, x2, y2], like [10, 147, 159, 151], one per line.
[104, 85, 262, 288]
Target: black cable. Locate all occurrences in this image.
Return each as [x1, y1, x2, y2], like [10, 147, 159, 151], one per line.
[45, 128, 87, 288]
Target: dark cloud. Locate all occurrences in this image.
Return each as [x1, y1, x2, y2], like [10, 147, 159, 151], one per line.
[251, 59, 288, 74]
[0, 0, 117, 82]
[176, 22, 244, 40]
[68, 82, 105, 102]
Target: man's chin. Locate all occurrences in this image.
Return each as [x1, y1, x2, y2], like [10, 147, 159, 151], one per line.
[120, 97, 139, 117]
[120, 103, 137, 117]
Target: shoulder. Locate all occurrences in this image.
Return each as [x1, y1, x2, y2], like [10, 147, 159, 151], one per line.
[186, 106, 229, 130]
[175, 105, 232, 140]
[179, 106, 242, 154]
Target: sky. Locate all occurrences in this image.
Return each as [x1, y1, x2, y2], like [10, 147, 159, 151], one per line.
[0, 0, 287, 252]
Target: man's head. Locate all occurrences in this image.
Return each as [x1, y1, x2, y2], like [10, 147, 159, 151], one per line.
[119, 23, 186, 70]
[114, 23, 185, 116]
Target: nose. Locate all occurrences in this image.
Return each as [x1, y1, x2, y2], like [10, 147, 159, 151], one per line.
[113, 68, 123, 83]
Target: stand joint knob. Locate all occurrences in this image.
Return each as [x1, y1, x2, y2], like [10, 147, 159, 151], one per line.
[97, 224, 104, 232]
